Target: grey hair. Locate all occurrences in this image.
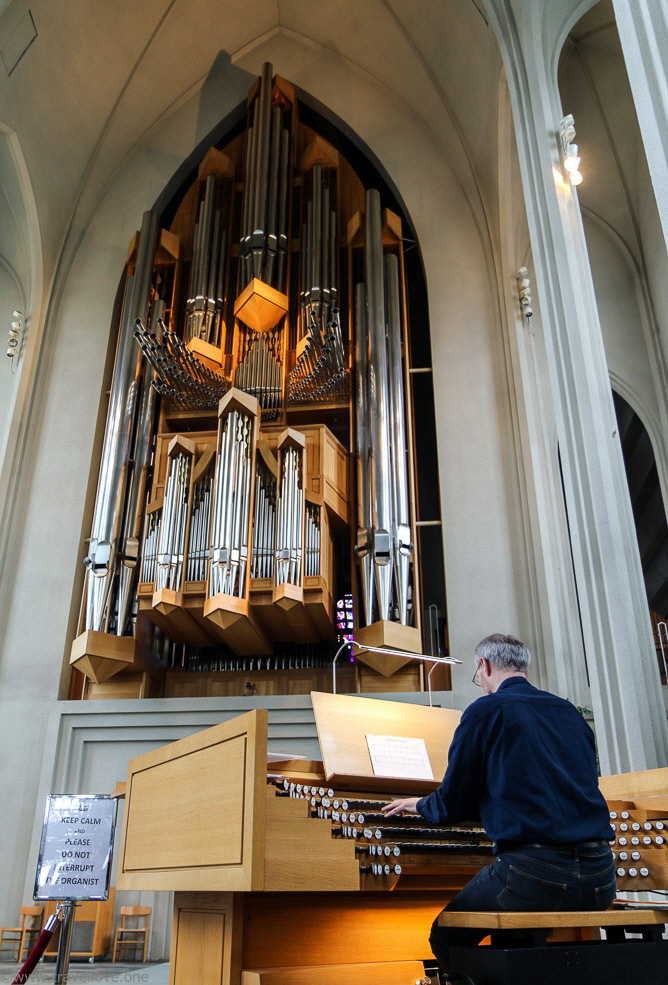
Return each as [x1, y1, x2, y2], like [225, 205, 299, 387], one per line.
[474, 634, 531, 673]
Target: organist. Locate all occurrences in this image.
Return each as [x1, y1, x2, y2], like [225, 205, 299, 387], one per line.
[382, 633, 616, 984]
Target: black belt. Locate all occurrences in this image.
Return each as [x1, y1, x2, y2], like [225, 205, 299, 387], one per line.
[502, 840, 609, 853]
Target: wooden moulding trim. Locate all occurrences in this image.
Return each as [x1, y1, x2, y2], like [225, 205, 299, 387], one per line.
[437, 908, 668, 930]
[197, 146, 235, 181]
[167, 433, 197, 458]
[277, 427, 306, 451]
[218, 387, 260, 420]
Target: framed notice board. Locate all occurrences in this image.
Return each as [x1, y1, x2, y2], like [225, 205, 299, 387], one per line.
[34, 794, 117, 901]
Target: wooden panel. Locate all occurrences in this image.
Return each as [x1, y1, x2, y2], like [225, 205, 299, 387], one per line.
[164, 672, 210, 698]
[171, 892, 243, 985]
[242, 960, 425, 985]
[262, 811, 359, 892]
[204, 594, 272, 656]
[163, 667, 356, 699]
[124, 737, 246, 868]
[357, 665, 421, 694]
[119, 710, 267, 892]
[261, 424, 349, 523]
[599, 767, 668, 801]
[84, 674, 145, 700]
[311, 692, 461, 794]
[616, 862, 668, 891]
[173, 908, 225, 985]
[241, 892, 447, 967]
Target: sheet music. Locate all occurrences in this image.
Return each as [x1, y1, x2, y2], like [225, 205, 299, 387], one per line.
[366, 733, 434, 781]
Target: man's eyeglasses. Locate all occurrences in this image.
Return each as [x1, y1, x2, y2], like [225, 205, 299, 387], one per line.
[472, 662, 481, 686]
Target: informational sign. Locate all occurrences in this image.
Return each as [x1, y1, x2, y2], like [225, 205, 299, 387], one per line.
[366, 733, 435, 781]
[34, 795, 117, 901]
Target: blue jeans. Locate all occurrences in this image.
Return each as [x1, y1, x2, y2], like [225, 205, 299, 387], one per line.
[429, 843, 616, 978]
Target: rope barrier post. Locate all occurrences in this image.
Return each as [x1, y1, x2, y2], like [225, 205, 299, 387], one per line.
[10, 912, 61, 985]
[53, 901, 77, 985]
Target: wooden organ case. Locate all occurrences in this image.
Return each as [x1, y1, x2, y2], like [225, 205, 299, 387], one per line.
[69, 62, 448, 701]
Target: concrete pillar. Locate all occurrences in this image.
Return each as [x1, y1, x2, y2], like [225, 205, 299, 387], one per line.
[485, 0, 668, 773]
[612, 0, 668, 255]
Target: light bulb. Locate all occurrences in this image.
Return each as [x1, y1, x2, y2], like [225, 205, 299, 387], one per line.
[564, 143, 580, 172]
[569, 169, 583, 186]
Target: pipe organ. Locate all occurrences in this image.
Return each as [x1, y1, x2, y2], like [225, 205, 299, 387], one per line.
[70, 63, 444, 696]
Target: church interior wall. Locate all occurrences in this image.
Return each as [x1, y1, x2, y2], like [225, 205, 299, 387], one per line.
[1, 0, 666, 943]
[585, 216, 661, 432]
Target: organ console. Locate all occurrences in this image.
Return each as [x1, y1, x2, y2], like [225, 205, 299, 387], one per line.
[116, 693, 668, 985]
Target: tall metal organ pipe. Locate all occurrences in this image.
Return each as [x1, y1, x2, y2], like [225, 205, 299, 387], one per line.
[354, 281, 374, 626]
[83, 209, 159, 633]
[364, 189, 394, 621]
[239, 62, 290, 292]
[115, 307, 162, 635]
[385, 253, 413, 625]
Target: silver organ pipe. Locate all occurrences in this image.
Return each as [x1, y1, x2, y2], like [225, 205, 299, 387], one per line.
[354, 281, 375, 627]
[304, 503, 321, 577]
[186, 463, 214, 582]
[234, 330, 282, 418]
[209, 406, 254, 598]
[140, 509, 161, 585]
[288, 163, 346, 404]
[117, 309, 165, 633]
[275, 440, 304, 587]
[134, 318, 230, 410]
[365, 189, 394, 622]
[185, 172, 228, 346]
[155, 449, 192, 592]
[385, 253, 413, 625]
[83, 209, 159, 633]
[251, 455, 277, 580]
[239, 62, 290, 292]
[353, 192, 416, 629]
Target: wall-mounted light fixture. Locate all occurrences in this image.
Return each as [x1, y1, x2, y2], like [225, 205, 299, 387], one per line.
[7, 310, 23, 368]
[516, 267, 533, 321]
[559, 115, 583, 186]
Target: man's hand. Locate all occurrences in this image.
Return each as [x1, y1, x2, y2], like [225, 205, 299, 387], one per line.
[381, 796, 420, 818]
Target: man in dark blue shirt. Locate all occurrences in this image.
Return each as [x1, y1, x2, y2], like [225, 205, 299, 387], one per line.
[382, 634, 616, 983]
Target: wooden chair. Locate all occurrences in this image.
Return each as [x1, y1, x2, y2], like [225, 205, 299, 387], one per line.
[111, 906, 151, 962]
[0, 906, 44, 962]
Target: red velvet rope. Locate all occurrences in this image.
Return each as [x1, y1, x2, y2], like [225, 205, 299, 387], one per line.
[11, 927, 56, 985]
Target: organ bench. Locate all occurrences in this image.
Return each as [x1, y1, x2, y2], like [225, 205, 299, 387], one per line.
[437, 907, 667, 984]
